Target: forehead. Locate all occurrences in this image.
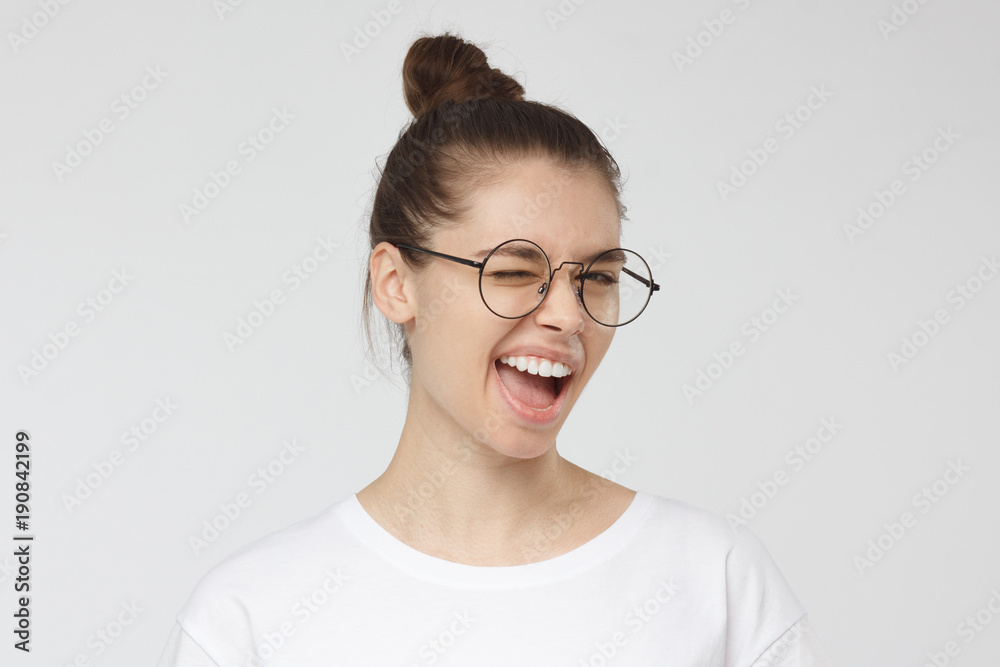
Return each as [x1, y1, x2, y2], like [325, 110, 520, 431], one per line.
[443, 158, 622, 257]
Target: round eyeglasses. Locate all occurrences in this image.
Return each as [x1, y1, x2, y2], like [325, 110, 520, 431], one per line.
[395, 239, 660, 327]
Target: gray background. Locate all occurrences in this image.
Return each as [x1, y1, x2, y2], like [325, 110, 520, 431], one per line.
[1, 0, 998, 665]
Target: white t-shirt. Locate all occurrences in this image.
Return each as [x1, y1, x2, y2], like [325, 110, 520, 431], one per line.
[157, 490, 836, 666]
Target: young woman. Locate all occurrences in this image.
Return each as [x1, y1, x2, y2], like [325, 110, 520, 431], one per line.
[157, 32, 836, 666]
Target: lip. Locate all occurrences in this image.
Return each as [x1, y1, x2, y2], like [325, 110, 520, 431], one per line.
[490, 355, 575, 425]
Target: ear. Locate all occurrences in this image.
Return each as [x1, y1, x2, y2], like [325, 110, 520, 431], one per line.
[370, 242, 417, 325]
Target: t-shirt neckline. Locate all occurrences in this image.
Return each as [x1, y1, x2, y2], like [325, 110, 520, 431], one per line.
[337, 489, 654, 590]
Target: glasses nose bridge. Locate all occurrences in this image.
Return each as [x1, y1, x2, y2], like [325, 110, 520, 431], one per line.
[543, 260, 586, 303]
[550, 260, 585, 281]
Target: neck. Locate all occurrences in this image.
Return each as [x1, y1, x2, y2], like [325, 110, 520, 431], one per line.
[355, 375, 632, 565]
[356, 396, 607, 564]
[370, 428, 576, 518]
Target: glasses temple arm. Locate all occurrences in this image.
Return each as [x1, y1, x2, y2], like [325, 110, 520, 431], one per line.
[396, 244, 483, 269]
[621, 266, 660, 291]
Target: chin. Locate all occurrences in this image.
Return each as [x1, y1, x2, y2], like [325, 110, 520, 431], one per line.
[481, 422, 566, 460]
[493, 441, 557, 461]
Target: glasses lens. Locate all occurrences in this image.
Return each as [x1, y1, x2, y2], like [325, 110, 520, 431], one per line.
[581, 249, 653, 326]
[480, 240, 550, 318]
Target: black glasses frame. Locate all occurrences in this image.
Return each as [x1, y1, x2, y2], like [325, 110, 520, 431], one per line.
[395, 239, 660, 327]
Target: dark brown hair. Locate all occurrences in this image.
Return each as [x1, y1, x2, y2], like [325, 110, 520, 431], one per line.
[361, 31, 627, 386]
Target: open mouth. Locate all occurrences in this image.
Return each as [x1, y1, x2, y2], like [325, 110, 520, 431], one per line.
[492, 355, 572, 419]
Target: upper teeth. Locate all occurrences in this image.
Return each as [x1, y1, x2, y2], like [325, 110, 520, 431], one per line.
[499, 355, 573, 378]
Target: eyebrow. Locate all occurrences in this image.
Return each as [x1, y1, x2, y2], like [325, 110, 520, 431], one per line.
[471, 245, 622, 265]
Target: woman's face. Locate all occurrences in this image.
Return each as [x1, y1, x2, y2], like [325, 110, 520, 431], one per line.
[402, 157, 621, 460]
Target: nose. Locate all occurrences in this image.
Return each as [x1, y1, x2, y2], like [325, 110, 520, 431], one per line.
[533, 262, 586, 331]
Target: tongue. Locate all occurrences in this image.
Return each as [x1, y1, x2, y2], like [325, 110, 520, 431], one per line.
[496, 361, 557, 409]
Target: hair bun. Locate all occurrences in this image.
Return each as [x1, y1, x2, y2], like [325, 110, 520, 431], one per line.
[402, 32, 525, 118]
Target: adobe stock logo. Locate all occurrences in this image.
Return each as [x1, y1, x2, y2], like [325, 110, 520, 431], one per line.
[578, 578, 680, 666]
[717, 85, 833, 202]
[51, 66, 168, 182]
[877, 0, 933, 40]
[222, 235, 340, 352]
[682, 288, 798, 404]
[843, 126, 960, 244]
[672, 0, 755, 72]
[726, 417, 843, 530]
[886, 254, 997, 372]
[56, 600, 145, 665]
[61, 397, 179, 514]
[18, 269, 134, 386]
[852, 459, 970, 575]
[404, 611, 476, 667]
[919, 588, 1000, 667]
[339, 0, 404, 63]
[7, 0, 75, 54]
[545, 0, 590, 31]
[240, 568, 350, 667]
[188, 439, 306, 556]
[179, 107, 294, 224]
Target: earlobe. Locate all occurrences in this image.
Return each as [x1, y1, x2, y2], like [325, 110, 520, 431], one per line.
[370, 242, 416, 325]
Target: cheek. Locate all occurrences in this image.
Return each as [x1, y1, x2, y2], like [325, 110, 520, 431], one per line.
[412, 283, 493, 366]
[412, 277, 466, 338]
[584, 328, 616, 369]
[420, 271, 480, 322]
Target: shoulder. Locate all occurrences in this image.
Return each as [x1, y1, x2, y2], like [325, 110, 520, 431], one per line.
[635, 491, 803, 602]
[636, 491, 808, 665]
[191, 501, 345, 592]
[175, 497, 355, 663]
[638, 491, 745, 552]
